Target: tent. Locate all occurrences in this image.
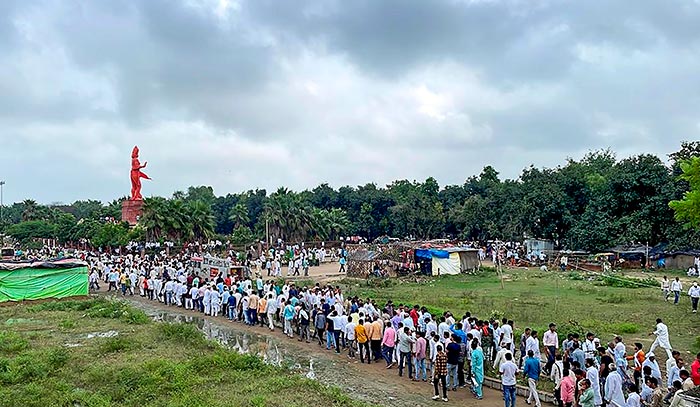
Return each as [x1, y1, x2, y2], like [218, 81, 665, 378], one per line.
[415, 247, 480, 276]
[0, 258, 89, 303]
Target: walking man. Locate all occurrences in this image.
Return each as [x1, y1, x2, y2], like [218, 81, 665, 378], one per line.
[671, 277, 683, 305]
[543, 323, 559, 374]
[648, 318, 673, 359]
[500, 352, 518, 407]
[432, 344, 449, 402]
[688, 282, 699, 313]
[523, 350, 542, 407]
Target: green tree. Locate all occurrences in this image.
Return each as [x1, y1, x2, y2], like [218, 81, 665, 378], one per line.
[6, 220, 56, 243]
[231, 225, 255, 245]
[92, 222, 130, 248]
[228, 203, 250, 230]
[188, 200, 215, 241]
[21, 200, 41, 221]
[669, 157, 700, 229]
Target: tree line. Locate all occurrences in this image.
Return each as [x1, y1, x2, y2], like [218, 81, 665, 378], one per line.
[1, 142, 699, 252]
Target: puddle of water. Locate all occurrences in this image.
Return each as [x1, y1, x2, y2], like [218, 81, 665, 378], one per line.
[86, 330, 119, 339]
[130, 300, 418, 407]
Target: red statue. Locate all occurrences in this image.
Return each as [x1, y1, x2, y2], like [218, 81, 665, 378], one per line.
[130, 146, 150, 200]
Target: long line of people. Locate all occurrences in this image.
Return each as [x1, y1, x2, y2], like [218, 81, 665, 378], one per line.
[88, 249, 700, 407]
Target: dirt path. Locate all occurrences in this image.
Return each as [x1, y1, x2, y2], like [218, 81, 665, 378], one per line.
[99, 289, 510, 407]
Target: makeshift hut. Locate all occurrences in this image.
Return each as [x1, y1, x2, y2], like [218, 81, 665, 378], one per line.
[524, 239, 554, 257]
[0, 258, 89, 303]
[347, 244, 410, 277]
[659, 251, 700, 270]
[415, 247, 480, 276]
[610, 245, 649, 268]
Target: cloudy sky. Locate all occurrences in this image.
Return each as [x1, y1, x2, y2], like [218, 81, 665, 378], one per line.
[1, 0, 699, 204]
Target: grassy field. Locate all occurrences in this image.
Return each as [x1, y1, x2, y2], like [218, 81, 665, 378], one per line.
[343, 268, 700, 355]
[0, 297, 369, 407]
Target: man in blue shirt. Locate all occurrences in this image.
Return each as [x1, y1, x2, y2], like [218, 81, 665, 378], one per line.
[226, 292, 236, 320]
[446, 334, 462, 391]
[523, 350, 542, 407]
[450, 322, 468, 345]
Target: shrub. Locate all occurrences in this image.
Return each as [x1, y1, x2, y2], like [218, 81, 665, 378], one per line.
[98, 337, 138, 354]
[158, 323, 210, 348]
[0, 331, 29, 354]
[46, 347, 70, 369]
[599, 293, 626, 304]
[29, 298, 149, 324]
[615, 323, 639, 334]
[595, 275, 658, 289]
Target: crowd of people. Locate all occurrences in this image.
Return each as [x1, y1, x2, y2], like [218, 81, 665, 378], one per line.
[84, 247, 700, 407]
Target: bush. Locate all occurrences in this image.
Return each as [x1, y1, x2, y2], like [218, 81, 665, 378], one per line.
[0, 331, 29, 354]
[615, 323, 639, 334]
[98, 337, 138, 354]
[84, 300, 150, 325]
[595, 275, 658, 289]
[158, 323, 210, 349]
[29, 298, 149, 324]
[46, 347, 70, 369]
[599, 293, 626, 304]
[567, 272, 585, 280]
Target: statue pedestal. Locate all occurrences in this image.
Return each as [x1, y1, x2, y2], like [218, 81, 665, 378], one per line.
[121, 200, 144, 226]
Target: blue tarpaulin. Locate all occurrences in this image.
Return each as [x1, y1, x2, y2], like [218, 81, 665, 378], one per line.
[415, 249, 450, 259]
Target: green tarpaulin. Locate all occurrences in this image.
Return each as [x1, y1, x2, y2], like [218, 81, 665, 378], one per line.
[0, 265, 88, 303]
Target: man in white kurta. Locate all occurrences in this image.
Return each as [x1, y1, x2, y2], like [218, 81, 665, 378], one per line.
[648, 318, 673, 359]
[604, 366, 625, 407]
[586, 360, 602, 406]
[210, 288, 221, 317]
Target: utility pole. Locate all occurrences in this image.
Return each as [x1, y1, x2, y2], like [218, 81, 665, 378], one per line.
[0, 180, 4, 246]
[0, 180, 5, 226]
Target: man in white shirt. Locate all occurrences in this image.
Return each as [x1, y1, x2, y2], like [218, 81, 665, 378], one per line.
[438, 317, 450, 340]
[499, 352, 519, 407]
[670, 277, 683, 305]
[344, 316, 356, 358]
[500, 320, 514, 352]
[493, 343, 512, 371]
[263, 293, 275, 330]
[583, 332, 597, 362]
[543, 323, 559, 374]
[688, 282, 700, 313]
[526, 330, 541, 359]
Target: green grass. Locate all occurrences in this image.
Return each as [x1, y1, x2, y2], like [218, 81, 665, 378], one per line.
[343, 268, 699, 354]
[0, 297, 371, 407]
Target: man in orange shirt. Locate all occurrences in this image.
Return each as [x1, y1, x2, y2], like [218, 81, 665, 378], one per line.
[627, 342, 646, 389]
[355, 319, 370, 364]
[370, 316, 384, 362]
[257, 296, 267, 327]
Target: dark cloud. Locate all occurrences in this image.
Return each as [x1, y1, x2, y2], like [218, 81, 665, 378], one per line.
[0, 0, 698, 203]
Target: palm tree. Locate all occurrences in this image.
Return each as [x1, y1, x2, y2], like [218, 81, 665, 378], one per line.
[189, 200, 215, 241]
[21, 199, 40, 221]
[166, 199, 191, 241]
[327, 208, 350, 240]
[310, 208, 331, 240]
[141, 197, 168, 240]
[228, 203, 250, 230]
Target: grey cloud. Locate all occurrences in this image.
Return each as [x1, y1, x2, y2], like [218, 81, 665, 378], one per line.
[0, 0, 698, 203]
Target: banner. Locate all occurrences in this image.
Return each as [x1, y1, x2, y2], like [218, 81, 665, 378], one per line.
[201, 255, 230, 277]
